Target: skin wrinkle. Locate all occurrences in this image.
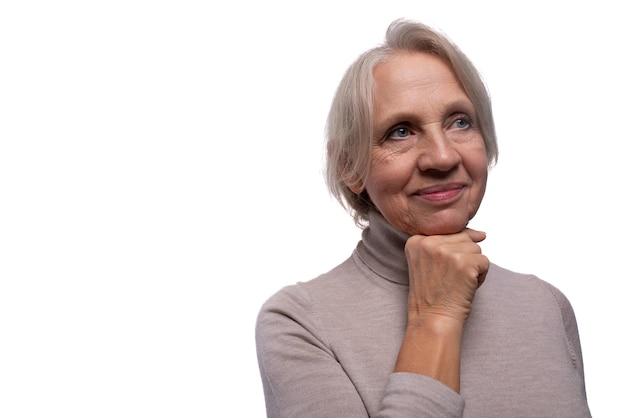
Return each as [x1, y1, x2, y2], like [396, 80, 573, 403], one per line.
[356, 52, 488, 237]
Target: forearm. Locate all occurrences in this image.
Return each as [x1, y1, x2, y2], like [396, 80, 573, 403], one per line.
[394, 315, 464, 393]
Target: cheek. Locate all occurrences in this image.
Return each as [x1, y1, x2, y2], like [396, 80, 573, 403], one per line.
[366, 167, 406, 203]
[473, 162, 489, 189]
[468, 156, 489, 211]
[464, 141, 489, 181]
[364, 153, 414, 210]
[368, 151, 415, 189]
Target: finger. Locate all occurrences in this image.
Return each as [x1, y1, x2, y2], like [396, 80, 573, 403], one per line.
[476, 254, 490, 289]
[464, 228, 487, 243]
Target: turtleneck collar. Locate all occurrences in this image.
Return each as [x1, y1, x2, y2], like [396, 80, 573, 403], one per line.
[355, 210, 411, 285]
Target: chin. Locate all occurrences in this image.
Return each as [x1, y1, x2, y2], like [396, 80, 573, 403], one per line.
[420, 224, 466, 236]
[404, 216, 470, 236]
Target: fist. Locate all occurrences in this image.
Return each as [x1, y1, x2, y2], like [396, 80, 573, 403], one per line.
[404, 229, 489, 324]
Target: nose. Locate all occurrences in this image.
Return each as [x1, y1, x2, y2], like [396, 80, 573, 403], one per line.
[416, 128, 461, 172]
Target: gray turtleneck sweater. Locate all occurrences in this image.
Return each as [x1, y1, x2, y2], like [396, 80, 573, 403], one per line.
[256, 211, 591, 417]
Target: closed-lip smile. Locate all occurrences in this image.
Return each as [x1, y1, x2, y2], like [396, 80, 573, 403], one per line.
[415, 183, 465, 202]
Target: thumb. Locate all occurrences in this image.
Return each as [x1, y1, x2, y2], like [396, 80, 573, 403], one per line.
[465, 228, 487, 243]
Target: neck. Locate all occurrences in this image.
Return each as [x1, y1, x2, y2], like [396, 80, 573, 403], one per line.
[355, 210, 411, 285]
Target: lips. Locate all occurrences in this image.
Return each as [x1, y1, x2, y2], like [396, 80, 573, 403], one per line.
[415, 183, 465, 202]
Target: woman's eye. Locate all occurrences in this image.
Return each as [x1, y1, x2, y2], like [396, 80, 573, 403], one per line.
[451, 116, 472, 129]
[387, 126, 411, 140]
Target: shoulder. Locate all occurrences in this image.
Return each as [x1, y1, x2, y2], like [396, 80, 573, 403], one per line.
[477, 263, 582, 336]
[258, 256, 359, 312]
[256, 250, 406, 347]
[486, 263, 571, 303]
[479, 263, 586, 377]
[483, 263, 581, 348]
[256, 255, 359, 336]
[255, 254, 374, 370]
[258, 249, 396, 317]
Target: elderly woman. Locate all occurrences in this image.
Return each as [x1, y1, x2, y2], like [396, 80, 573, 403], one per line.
[256, 19, 591, 417]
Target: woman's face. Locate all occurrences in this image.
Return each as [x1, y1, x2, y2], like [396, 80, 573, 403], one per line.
[352, 52, 488, 236]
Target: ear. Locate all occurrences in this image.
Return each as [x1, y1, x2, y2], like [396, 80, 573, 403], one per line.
[345, 177, 365, 195]
[337, 155, 365, 195]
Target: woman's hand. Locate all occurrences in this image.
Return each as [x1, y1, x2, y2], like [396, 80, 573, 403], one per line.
[404, 228, 489, 325]
[394, 229, 489, 392]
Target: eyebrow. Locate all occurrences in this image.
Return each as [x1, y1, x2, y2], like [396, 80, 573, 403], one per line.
[374, 99, 476, 131]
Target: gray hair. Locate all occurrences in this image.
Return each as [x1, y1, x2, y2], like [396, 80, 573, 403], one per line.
[325, 19, 498, 227]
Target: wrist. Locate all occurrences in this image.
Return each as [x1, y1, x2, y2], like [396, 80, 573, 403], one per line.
[406, 311, 465, 336]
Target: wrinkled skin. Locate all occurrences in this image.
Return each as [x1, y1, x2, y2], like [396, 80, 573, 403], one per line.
[352, 52, 491, 391]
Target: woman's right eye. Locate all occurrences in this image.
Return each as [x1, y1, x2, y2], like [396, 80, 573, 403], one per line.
[387, 126, 411, 140]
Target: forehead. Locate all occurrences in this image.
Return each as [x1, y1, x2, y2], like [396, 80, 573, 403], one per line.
[372, 52, 473, 119]
[373, 52, 462, 97]
[375, 51, 451, 77]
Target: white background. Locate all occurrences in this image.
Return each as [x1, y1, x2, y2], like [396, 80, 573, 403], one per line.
[1, 1, 623, 416]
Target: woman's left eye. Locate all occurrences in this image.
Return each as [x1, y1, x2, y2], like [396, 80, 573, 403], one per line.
[451, 116, 472, 129]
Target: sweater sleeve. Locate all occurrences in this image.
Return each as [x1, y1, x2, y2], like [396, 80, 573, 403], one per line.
[379, 374, 464, 417]
[255, 285, 464, 417]
[545, 282, 587, 382]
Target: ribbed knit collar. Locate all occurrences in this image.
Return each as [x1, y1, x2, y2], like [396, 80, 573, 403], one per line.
[355, 210, 411, 285]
